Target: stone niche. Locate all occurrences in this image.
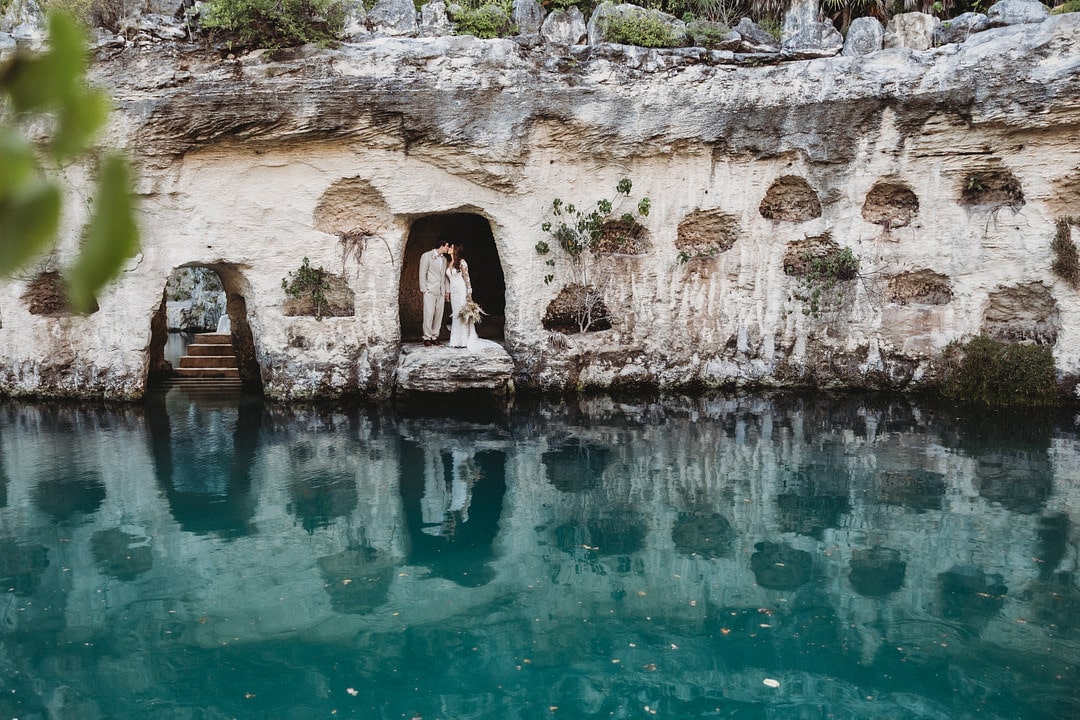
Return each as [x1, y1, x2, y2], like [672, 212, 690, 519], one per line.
[542, 284, 613, 334]
[313, 176, 395, 238]
[593, 218, 650, 254]
[862, 180, 919, 230]
[20, 271, 97, 316]
[958, 168, 1025, 210]
[981, 282, 1059, 345]
[759, 175, 822, 222]
[676, 208, 739, 259]
[782, 232, 851, 277]
[886, 269, 953, 305]
[281, 267, 356, 319]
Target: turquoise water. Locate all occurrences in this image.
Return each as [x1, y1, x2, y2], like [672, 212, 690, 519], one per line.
[1, 391, 1079, 720]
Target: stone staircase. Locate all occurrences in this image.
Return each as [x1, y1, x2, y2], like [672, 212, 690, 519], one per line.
[167, 332, 242, 391]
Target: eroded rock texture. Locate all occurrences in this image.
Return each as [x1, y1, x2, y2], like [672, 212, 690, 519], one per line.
[0, 14, 1079, 399]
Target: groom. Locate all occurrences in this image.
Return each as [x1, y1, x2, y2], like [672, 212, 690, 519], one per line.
[419, 241, 451, 346]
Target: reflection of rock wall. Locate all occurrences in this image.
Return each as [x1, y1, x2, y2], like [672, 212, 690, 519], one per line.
[1, 397, 1078, 712]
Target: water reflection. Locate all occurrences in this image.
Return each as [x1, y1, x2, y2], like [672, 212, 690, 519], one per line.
[146, 390, 261, 537]
[399, 433, 507, 587]
[0, 393, 1077, 719]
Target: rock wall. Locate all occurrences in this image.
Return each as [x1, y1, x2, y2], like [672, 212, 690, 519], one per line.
[0, 12, 1078, 399]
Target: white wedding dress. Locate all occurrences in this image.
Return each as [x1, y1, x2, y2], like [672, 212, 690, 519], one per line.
[447, 263, 481, 350]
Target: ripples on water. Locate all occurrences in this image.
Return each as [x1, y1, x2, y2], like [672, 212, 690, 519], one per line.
[1, 390, 1079, 719]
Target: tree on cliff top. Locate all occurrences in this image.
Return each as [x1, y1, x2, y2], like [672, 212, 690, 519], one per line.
[0, 11, 139, 313]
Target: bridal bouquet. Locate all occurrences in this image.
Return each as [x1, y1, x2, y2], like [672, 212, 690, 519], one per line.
[458, 299, 487, 325]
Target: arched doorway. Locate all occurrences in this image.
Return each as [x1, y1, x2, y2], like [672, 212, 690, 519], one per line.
[147, 264, 262, 394]
[399, 213, 506, 343]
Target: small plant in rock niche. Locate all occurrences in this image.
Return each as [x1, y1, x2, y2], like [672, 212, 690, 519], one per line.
[538, 178, 651, 333]
[783, 234, 860, 317]
[282, 257, 330, 320]
[1051, 217, 1079, 288]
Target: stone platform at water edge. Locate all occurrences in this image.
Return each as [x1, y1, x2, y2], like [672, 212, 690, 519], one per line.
[395, 342, 514, 394]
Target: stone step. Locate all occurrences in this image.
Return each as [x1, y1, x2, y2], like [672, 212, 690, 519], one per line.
[185, 343, 236, 357]
[179, 355, 238, 368]
[395, 341, 512, 394]
[192, 333, 232, 345]
[160, 378, 244, 389]
[173, 367, 241, 379]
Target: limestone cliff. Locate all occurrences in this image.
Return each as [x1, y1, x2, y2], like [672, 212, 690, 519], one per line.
[1, 12, 1078, 399]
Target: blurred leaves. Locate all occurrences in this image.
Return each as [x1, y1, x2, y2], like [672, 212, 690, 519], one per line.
[0, 10, 139, 313]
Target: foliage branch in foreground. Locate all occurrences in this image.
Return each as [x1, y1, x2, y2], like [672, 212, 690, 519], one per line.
[0, 11, 139, 313]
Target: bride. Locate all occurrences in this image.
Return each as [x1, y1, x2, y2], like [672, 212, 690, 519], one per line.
[446, 243, 480, 350]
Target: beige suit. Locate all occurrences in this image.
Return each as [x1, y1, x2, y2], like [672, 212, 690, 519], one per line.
[419, 248, 448, 341]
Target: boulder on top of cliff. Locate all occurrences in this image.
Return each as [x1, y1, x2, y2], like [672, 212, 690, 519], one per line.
[987, 0, 1050, 26]
[420, 0, 451, 36]
[512, 0, 545, 35]
[1, 0, 44, 46]
[541, 6, 586, 46]
[342, 0, 369, 40]
[734, 17, 781, 53]
[843, 16, 884, 55]
[933, 11, 989, 45]
[783, 0, 819, 40]
[782, 20, 843, 59]
[118, 13, 187, 42]
[884, 11, 940, 50]
[368, 0, 418, 36]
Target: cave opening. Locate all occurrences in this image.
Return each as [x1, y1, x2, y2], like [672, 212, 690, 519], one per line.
[147, 263, 263, 394]
[399, 213, 507, 343]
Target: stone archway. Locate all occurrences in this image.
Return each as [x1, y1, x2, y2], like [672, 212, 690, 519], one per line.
[399, 213, 507, 343]
[147, 263, 263, 393]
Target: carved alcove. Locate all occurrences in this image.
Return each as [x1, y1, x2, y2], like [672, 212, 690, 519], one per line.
[399, 212, 506, 343]
[886, 269, 953, 305]
[20, 271, 97, 316]
[676, 208, 739, 260]
[862, 180, 920, 231]
[759, 175, 822, 222]
[958, 168, 1025, 210]
[981, 281, 1059, 345]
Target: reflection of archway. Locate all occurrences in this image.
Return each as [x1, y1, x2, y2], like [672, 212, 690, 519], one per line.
[147, 263, 262, 394]
[399, 213, 506, 343]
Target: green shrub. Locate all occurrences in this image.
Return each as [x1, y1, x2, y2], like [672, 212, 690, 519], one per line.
[453, 3, 517, 38]
[942, 336, 1059, 407]
[282, 257, 330, 320]
[787, 245, 859, 316]
[1051, 217, 1079, 287]
[37, 0, 124, 28]
[1051, 0, 1080, 13]
[200, 0, 345, 51]
[600, 12, 679, 47]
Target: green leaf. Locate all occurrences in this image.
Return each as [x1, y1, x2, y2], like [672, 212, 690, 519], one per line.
[65, 155, 140, 312]
[0, 180, 62, 276]
[0, 129, 37, 197]
[53, 88, 110, 161]
[1, 12, 87, 114]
